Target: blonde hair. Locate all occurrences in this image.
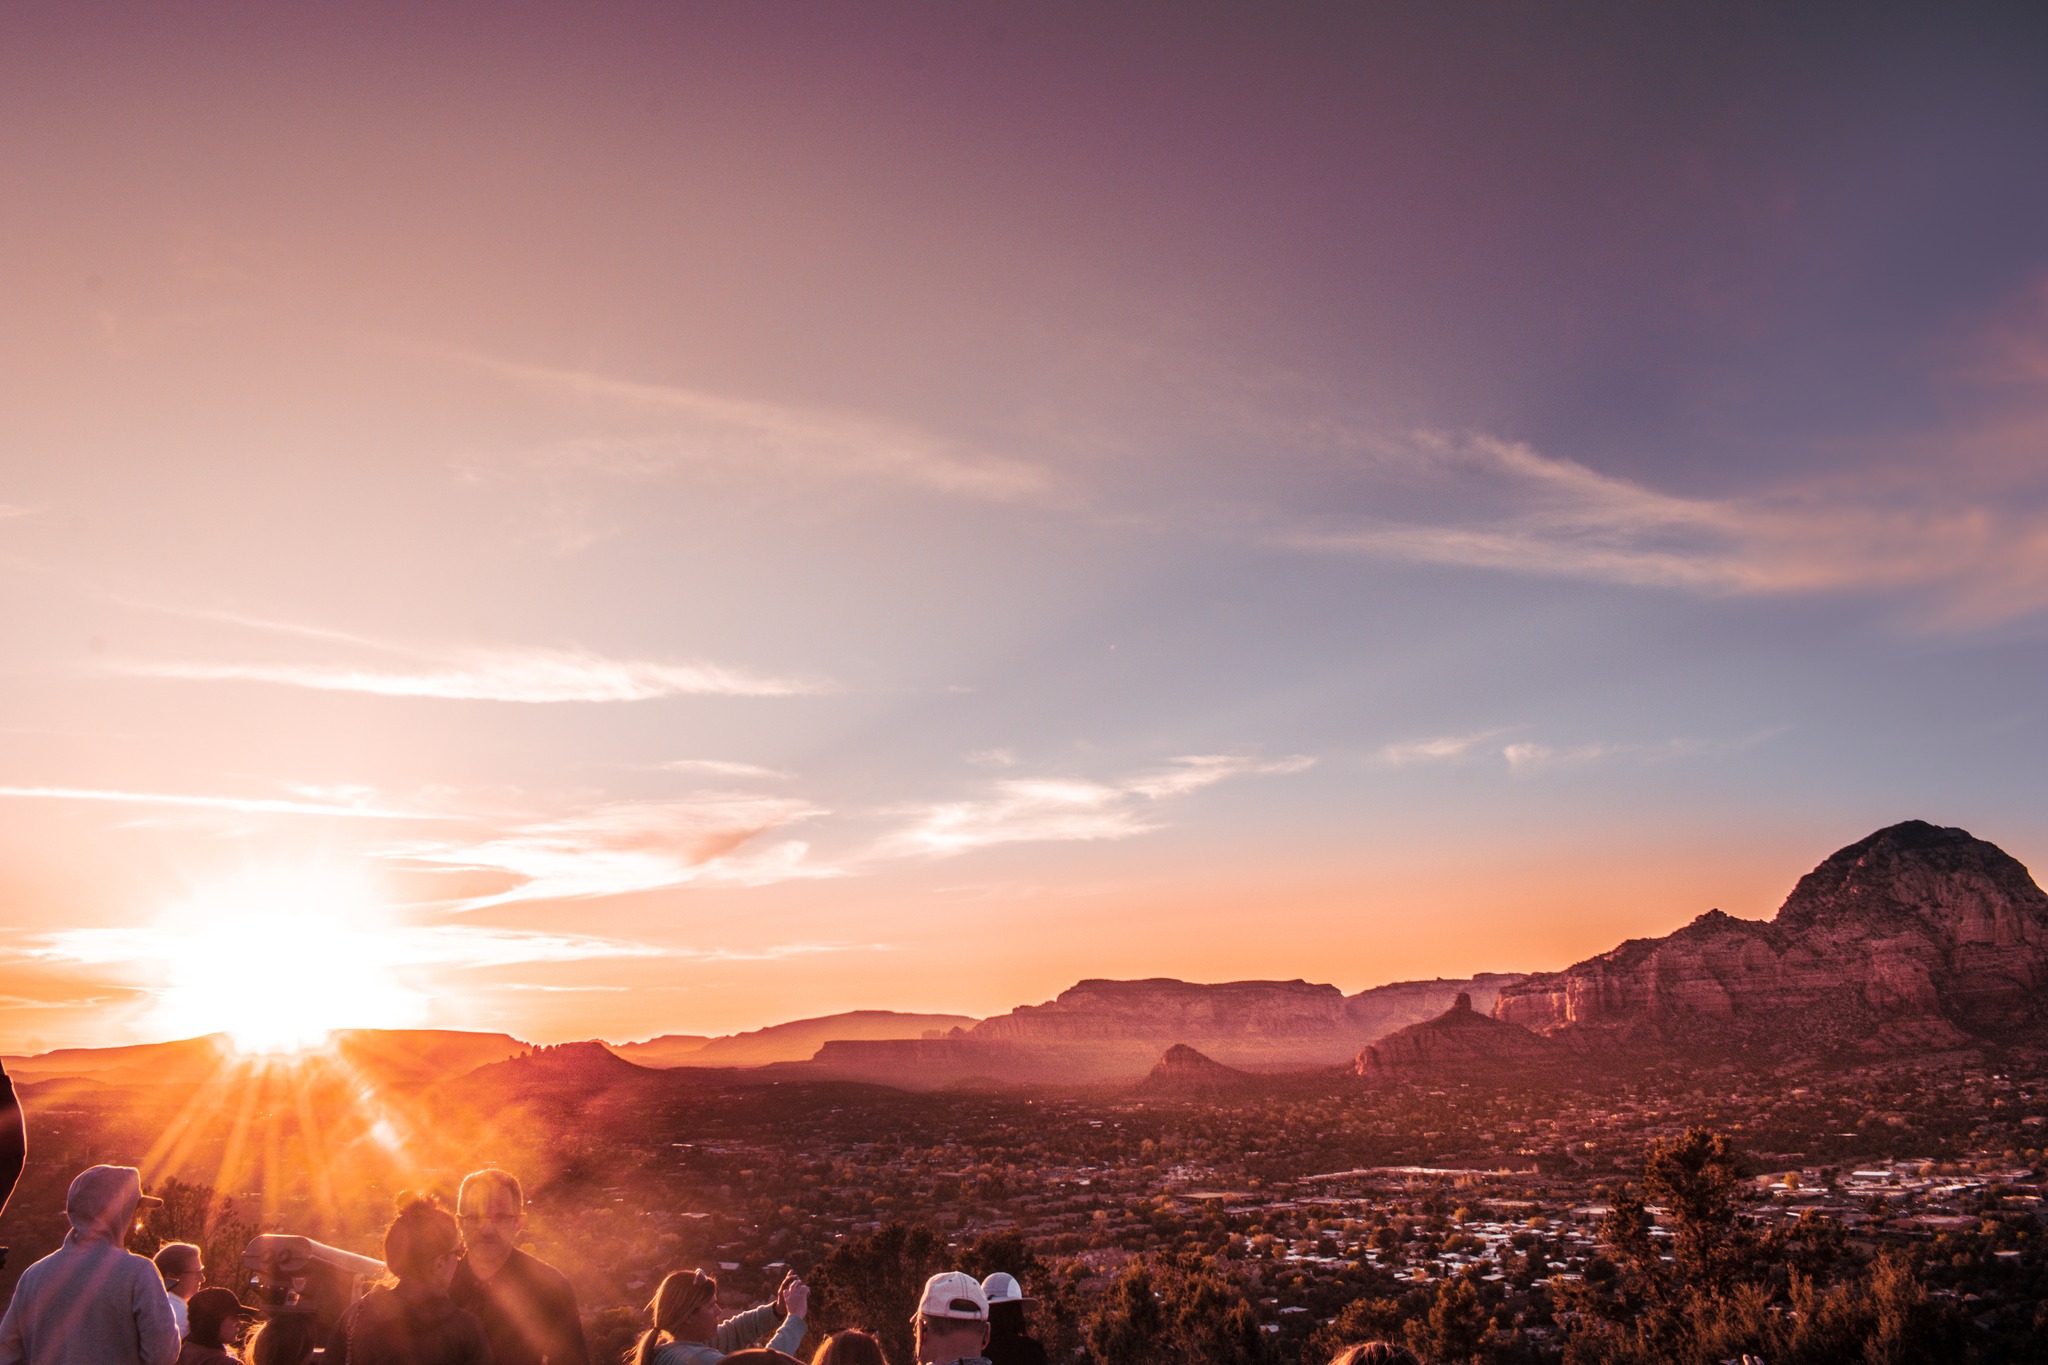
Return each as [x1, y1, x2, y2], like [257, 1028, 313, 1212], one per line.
[1330, 1345, 1422, 1365]
[813, 1331, 890, 1365]
[630, 1270, 719, 1365]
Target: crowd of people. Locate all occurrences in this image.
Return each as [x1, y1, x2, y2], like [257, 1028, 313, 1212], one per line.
[0, 1163, 1426, 1365]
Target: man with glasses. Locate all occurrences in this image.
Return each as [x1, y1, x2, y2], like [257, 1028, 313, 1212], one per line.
[151, 1244, 203, 1341]
[448, 1168, 588, 1365]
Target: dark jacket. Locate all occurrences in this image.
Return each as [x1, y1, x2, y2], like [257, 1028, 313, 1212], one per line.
[174, 1345, 237, 1365]
[335, 1283, 493, 1365]
[986, 1330, 1048, 1365]
[449, 1248, 587, 1365]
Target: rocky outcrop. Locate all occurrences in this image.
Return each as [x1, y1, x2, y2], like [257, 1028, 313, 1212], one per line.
[1344, 974, 1526, 1037]
[1355, 994, 1568, 1081]
[464, 1040, 649, 1084]
[1136, 1044, 1257, 1095]
[1493, 821, 2048, 1051]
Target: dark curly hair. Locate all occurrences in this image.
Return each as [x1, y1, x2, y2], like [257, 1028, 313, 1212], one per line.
[383, 1192, 462, 1283]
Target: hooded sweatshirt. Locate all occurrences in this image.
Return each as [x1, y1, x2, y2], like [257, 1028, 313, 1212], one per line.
[0, 1165, 181, 1365]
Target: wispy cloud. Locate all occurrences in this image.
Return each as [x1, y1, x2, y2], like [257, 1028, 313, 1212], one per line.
[887, 754, 1313, 856]
[0, 785, 437, 820]
[105, 603, 827, 701]
[21, 922, 663, 971]
[1292, 422, 2048, 628]
[446, 349, 1053, 505]
[0, 504, 44, 520]
[659, 759, 794, 780]
[123, 648, 824, 702]
[1502, 727, 1788, 773]
[1373, 729, 1512, 766]
[389, 796, 830, 907]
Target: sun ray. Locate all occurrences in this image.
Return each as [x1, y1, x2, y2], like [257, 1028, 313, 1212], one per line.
[139, 1054, 249, 1185]
[287, 1058, 344, 1238]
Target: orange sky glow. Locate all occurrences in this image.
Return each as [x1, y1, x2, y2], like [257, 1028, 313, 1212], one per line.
[5, 5, 2048, 1051]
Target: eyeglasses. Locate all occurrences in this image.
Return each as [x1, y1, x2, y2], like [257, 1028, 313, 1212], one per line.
[458, 1213, 520, 1226]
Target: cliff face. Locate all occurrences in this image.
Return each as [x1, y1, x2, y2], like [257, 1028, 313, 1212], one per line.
[1356, 994, 1566, 1080]
[1494, 821, 2048, 1050]
[969, 978, 1349, 1044]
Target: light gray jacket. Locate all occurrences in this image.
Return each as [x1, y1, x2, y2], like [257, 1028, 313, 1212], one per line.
[0, 1217, 180, 1365]
[649, 1303, 805, 1365]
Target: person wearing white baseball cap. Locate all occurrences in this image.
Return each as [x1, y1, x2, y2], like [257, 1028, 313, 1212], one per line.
[977, 1275, 1046, 1365]
[910, 1272, 989, 1365]
[0, 1165, 179, 1365]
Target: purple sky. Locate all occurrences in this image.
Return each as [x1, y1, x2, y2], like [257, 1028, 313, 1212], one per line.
[3, 4, 2048, 1048]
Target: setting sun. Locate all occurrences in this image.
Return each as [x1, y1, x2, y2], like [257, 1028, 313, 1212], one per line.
[148, 872, 427, 1054]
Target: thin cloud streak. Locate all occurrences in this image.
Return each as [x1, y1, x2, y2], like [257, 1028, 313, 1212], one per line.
[121, 648, 826, 702]
[660, 759, 794, 780]
[0, 786, 437, 820]
[1373, 729, 1512, 766]
[446, 348, 1053, 504]
[108, 602, 828, 702]
[391, 796, 831, 908]
[1294, 429, 2048, 628]
[1502, 726, 1790, 773]
[888, 754, 1314, 856]
[21, 922, 664, 972]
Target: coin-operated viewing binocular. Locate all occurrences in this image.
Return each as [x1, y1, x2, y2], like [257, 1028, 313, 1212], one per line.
[241, 1233, 388, 1341]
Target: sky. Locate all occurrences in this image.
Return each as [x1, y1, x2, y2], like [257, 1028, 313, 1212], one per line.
[4, 3, 2048, 1051]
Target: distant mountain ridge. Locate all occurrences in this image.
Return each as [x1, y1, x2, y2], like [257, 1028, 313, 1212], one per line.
[1, 1029, 531, 1087]
[13, 821, 2036, 1092]
[612, 1010, 977, 1069]
[807, 973, 1529, 1086]
[1494, 820, 2048, 1052]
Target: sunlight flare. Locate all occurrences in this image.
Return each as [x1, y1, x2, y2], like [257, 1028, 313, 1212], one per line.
[147, 871, 427, 1054]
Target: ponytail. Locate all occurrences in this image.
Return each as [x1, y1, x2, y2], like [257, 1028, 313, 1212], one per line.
[630, 1270, 718, 1365]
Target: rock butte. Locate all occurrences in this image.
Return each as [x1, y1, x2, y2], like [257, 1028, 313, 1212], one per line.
[1494, 820, 2048, 1053]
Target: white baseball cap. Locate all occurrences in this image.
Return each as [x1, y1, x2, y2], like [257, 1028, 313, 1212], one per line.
[917, 1271, 990, 1321]
[981, 1272, 1031, 1305]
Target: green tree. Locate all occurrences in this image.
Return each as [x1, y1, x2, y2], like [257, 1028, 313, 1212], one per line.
[1640, 1127, 1742, 1287]
[808, 1222, 945, 1365]
[130, 1177, 257, 1294]
[1404, 1279, 1484, 1365]
[1082, 1253, 1271, 1365]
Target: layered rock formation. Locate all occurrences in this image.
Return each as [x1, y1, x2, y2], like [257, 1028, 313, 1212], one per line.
[1494, 821, 2048, 1051]
[1355, 993, 1568, 1081]
[968, 978, 1349, 1056]
[811, 974, 1524, 1086]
